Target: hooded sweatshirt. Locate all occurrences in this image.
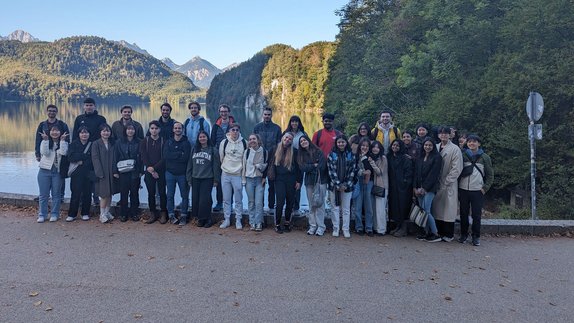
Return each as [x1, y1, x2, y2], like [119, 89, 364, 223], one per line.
[219, 133, 246, 176]
[242, 146, 267, 183]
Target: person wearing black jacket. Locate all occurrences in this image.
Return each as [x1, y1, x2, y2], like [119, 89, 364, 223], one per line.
[267, 132, 302, 233]
[146, 103, 177, 140]
[413, 138, 442, 242]
[72, 98, 107, 142]
[113, 123, 143, 222]
[297, 135, 328, 236]
[140, 120, 167, 224]
[387, 139, 414, 237]
[163, 122, 191, 224]
[65, 126, 94, 222]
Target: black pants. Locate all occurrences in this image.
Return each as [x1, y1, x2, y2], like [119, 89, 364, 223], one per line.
[119, 173, 140, 218]
[459, 189, 484, 238]
[293, 188, 301, 211]
[144, 171, 166, 212]
[68, 174, 91, 217]
[436, 220, 455, 238]
[216, 182, 223, 206]
[267, 179, 276, 209]
[274, 177, 296, 226]
[191, 178, 213, 222]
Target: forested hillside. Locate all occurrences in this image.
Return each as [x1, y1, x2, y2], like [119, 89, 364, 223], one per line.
[324, 0, 574, 218]
[206, 42, 335, 111]
[0, 36, 200, 101]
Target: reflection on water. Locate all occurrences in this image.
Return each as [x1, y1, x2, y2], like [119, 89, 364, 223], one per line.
[0, 101, 323, 200]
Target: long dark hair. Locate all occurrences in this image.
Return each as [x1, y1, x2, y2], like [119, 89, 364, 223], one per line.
[285, 115, 305, 134]
[370, 141, 384, 160]
[387, 139, 406, 159]
[297, 135, 320, 166]
[419, 137, 439, 158]
[332, 134, 350, 154]
[99, 123, 114, 145]
[194, 130, 211, 153]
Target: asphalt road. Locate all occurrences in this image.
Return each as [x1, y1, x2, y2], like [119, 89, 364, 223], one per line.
[1, 209, 572, 322]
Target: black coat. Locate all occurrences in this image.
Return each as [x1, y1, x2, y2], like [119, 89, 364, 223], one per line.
[413, 153, 442, 193]
[388, 153, 413, 221]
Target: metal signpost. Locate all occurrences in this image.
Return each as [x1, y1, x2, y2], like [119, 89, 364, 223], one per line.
[526, 92, 544, 220]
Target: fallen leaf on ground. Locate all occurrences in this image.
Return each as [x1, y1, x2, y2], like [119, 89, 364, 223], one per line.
[444, 296, 453, 301]
[33, 301, 42, 306]
[29, 292, 39, 297]
[134, 313, 143, 318]
[45, 306, 52, 311]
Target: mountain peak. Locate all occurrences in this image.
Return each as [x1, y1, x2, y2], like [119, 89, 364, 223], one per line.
[2, 30, 40, 43]
[116, 40, 151, 56]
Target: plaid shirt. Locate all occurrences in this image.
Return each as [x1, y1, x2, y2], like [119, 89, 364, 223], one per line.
[327, 150, 357, 192]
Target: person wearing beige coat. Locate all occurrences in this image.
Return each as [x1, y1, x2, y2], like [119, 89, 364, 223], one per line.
[432, 126, 463, 241]
[369, 141, 389, 235]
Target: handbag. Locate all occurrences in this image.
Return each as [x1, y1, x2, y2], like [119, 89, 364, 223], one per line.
[371, 185, 385, 197]
[311, 171, 324, 208]
[68, 142, 92, 177]
[117, 159, 135, 173]
[409, 201, 428, 227]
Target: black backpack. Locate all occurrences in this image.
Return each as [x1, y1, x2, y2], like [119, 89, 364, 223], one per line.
[222, 138, 247, 158]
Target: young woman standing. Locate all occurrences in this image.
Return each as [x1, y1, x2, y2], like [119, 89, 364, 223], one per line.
[37, 124, 68, 223]
[283, 115, 307, 216]
[66, 126, 93, 222]
[369, 141, 389, 235]
[327, 135, 357, 238]
[387, 139, 414, 237]
[413, 138, 442, 242]
[297, 135, 327, 236]
[187, 130, 221, 228]
[267, 132, 302, 233]
[113, 123, 142, 222]
[92, 123, 117, 223]
[242, 134, 267, 231]
[353, 138, 374, 236]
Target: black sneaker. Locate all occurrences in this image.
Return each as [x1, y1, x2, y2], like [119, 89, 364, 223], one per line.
[425, 234, 442, 242]
[283, 222, 291, 233]
[197, 220, 206, 227]
[179, 217, 188, 226]
[472, 237, 480, 246]
[441, 236, 454, 242]
[203, 221, 213, 228]
[357, 229, 365, 236]
[416, 233, 427, 241]
[367, 231, 374, 237]
[458, 235, 468, 244]
[275, 225, 284, 234]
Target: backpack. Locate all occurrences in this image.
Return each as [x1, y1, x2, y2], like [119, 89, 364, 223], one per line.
[183, 117, 205, 133]
[222, 138, 247, 158]
[245, 147, 268, 163]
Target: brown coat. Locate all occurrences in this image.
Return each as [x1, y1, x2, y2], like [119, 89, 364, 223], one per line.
[432, 141, 463, 222]
[91, 138, 118, 198]
[370, 156, 389, 192]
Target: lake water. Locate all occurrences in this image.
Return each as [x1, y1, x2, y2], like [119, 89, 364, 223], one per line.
[0, 101, 323, 208]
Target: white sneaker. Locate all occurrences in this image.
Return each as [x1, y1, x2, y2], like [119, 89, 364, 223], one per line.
[219, 219, 230, 229]
[99, 214, 109, 223]
[37, 216, 45, 223]
[250, 224, 256, 231]
[332, 229, 339, 237]
[105, 211, 114, 220]
[307, 227, 317, 235]
[49, 216, 58, 222]
[343, 230, 351, 238]
[65, 216, 75, 222]
[81, 215, 90, 221]
[236, 220, 243, 230]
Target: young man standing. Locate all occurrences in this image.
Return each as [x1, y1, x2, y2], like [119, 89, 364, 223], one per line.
[219, 123, 247, 229]
[140, 120, 168, 224]
[253, 107, 282, 214]
[163, 122, 191, 225]
[149, 103, 177, 140]
[210, 104, 235, 212]
[372, 110, 401, 154]
[432, 126, 463, 242]
[312, 113, 342, 158]
[72, 98, 107, 142]
[184, 101, 211, 151]
[458, 134, 494, 246]
[111, 105, 145, 141]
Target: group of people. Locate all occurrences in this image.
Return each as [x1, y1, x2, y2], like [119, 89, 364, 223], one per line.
[35, 100, 493, 246]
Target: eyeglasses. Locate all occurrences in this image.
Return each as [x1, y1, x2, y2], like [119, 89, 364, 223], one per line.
[230, 128, 239, 132]
[47, 110, 57, 113]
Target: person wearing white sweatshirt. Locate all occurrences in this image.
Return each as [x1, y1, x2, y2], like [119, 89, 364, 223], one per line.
[219, 123, 247, 229]
[242, 134, 268, 231]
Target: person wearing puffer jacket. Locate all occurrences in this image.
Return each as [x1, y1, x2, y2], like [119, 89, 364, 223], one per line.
[458, 134, 494, 247]
[37, 123, 69, 223]
[219, 123, 247, 230]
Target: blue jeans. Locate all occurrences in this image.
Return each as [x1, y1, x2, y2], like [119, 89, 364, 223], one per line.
[245, 176, 264, 225]
[37, 166, 62, 218]
[222, 172, 243, 221]
[165, 171, 189, 217]
[353, 181, 374, 232]
[418, 192, 438, 235]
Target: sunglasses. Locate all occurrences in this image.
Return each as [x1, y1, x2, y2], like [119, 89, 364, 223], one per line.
[230, 128, 239, 132]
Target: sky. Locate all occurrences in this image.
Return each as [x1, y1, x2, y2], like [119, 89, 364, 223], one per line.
[0, 0, 349, 69]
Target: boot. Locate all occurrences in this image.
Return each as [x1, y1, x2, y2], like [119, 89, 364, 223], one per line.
[159, 211, 168, 224]
[146, 210, 159, 224]
[392, 225, 407, 237]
